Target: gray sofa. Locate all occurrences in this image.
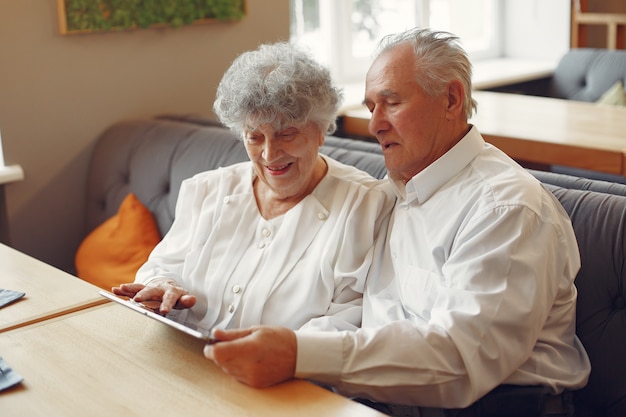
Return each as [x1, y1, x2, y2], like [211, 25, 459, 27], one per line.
[487, 48, 626, 102]
[85, 115, 626, 417]
[548, 48, 626, 102]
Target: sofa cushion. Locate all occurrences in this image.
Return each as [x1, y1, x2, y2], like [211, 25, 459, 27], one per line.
[543, 184, 626, 416]
[75, 192, 161, 289]
[596, 80, 626, 106]
[529, 169, 626, 196]
[322, 137, 387, 179]
[550, 48, 626, 102]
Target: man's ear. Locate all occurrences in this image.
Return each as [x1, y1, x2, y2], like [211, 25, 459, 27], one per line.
[445, 80, 465, 119]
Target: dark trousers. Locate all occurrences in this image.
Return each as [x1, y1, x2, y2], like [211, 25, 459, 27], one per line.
[356, 385, 574, 417]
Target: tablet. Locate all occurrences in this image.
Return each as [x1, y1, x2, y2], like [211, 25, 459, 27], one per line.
[99, 290, 215, 343]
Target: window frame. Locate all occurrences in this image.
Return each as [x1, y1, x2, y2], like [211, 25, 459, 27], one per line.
[291, 0, 503, 86]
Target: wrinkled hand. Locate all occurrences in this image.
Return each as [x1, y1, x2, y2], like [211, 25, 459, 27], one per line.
[112, 279, 196, 314]
[204, 326, 297, 388]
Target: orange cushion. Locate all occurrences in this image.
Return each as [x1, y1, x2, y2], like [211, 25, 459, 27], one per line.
[75, 193, 161, 290]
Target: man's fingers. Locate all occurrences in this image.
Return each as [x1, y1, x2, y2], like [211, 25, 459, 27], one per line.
[211, 327, 255, 342]
[203, 327, 297, 388]
[203, 343, 217, 360]
[203, 328, 255, 360]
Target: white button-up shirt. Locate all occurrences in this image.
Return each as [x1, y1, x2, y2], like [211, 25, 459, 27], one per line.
[296, 126, 591, 407]
[136, 155, 395, 332]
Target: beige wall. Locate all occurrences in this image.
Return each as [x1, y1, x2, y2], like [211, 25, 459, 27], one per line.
[0, 0, 290, 273]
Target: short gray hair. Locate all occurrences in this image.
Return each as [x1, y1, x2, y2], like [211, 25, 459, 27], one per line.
[375, 28, 477, 119]
[214, 42, 343, 137]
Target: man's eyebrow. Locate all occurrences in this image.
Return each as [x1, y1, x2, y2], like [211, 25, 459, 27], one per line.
[379, 89, 399, 98]
[363, 89, 399, 104]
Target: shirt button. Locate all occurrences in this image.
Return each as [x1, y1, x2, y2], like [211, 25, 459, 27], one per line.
[232, 285, 241, 294]
[258, 241, 265, 249]
[228, 304, 235, 313]
[223, 197, 230, 204]
[317, 212, 327, 220]
[262, 228, 271, 237]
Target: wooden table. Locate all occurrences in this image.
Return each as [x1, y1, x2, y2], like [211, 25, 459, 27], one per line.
[0, 303, 385, 417]
[341, 91, 626, 177]
[0, 243, 108, 332]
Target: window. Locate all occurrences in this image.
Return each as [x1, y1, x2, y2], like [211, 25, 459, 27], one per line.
[290, 0, 571, 104]
[290, 0, 502, 86]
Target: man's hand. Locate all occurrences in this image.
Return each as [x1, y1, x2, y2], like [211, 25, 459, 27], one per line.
[112, 279, 196, 314]
[204, 326, 297, 388]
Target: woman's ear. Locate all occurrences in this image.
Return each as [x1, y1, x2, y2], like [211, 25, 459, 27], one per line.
[446, 80, 465, 119]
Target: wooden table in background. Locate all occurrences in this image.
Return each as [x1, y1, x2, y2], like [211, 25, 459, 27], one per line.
[0, 303, 385, 417]
[341, 91, 626, 177]
[0, 243, 107, 332]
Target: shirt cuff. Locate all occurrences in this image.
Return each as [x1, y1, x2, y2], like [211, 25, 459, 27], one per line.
[295, 330, 344, 379]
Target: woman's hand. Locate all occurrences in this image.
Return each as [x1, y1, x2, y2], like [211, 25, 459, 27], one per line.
[112, 278, 196, 314]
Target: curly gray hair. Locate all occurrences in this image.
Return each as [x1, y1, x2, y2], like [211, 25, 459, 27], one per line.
[214, 42, 343, 137]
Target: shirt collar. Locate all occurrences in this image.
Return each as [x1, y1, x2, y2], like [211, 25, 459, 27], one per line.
[396, 125, 484, 204]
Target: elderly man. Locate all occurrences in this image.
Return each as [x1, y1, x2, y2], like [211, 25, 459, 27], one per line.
[203, 28, 591, 417]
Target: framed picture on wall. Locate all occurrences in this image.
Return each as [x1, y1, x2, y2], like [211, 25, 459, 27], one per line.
[56, 0, 246, 35]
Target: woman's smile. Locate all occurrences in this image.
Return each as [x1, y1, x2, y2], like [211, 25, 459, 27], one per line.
[265, 162, 293, 175]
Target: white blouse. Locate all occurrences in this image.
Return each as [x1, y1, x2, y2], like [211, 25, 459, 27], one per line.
[135, 155, 395, 333]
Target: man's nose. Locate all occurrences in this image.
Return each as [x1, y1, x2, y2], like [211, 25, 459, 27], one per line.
[368, 108, 389, 137]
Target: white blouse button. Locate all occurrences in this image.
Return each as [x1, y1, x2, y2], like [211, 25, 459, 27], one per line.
[258, 241, 266, 249]
[317, 212, 327, 220]
[232, 284, 241, 294]
[223, 197, 230, 204]
[262, 228, 271, 237]
[228, 304, 235, 313]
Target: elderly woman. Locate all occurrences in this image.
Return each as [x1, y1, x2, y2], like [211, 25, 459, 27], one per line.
[113, 42, 395, 332]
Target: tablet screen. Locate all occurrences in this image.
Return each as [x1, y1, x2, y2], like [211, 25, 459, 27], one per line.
[99, 290, 214, 343]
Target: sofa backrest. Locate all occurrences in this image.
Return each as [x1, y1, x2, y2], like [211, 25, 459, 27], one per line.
[550, 48, 626, 102]
[85, 117, 249, 237]
[86, 116, 626, 416]
[544, 182, 626, 416]
[85, 117, 389, 236]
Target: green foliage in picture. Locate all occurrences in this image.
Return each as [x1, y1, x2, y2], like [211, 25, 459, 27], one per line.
[63, 0, 245, 33]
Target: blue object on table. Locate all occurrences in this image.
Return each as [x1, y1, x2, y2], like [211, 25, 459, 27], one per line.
[0, 288, 25, 308]
[0, 356, 23, 391]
